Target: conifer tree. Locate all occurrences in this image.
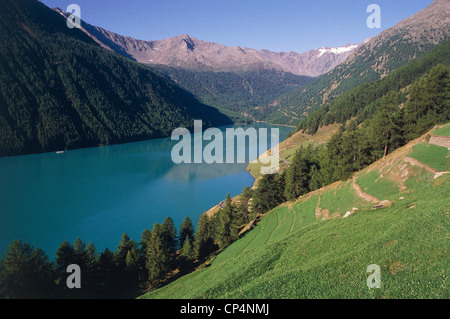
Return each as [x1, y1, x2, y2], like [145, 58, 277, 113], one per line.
[237, 186, 253, 222]
[84, 241, 99, 297]
[284, 148, 311, 201]
[146, 223, 173, 287]
[162, 217, 178, 254]
[55, 240, 75, 278]
[404, 64, 450, 138]
[123, 246, 140, 295]
[216, 193, 239, 249]
[369, 90, 404, 158]
[179, 215, 195, 244]
[252, 173, 286, 214]
[0, 240, 56, 299]
[179, 237, 195, 274]
[112, 233, 140, 295]
[193, 214, 216, 262]
[96, 248, 115, 297]
[114, 233, 137, 267]
[137, 228, 152, 286]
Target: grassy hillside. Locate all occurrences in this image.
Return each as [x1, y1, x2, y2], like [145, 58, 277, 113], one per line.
[247, 40, 449, 178]
[246, 123, 341, 178]
[141, 127, 449, 299]
[433, 125, 450, 137]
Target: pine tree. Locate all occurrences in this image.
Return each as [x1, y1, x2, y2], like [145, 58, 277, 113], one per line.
[284, 147, 311, 201]
[146, 223, 173, 287]
[252, 173, 285, 214]
[179, 215, 195, 244]
[138, 228, 152, 287]
[73, 237, 86, 261]
[140, 228, 152, 250]
[369, 90, 404, 158]
[55, 240, 75, 277]
[97, 248, 117, 298]
[114, 233, 136, 267]
[216, 193, 239, 249]
[193, 214, 216, 262]
[112, 233, 139, 295]
[237, 186, 253, 222]
[179, 237, 195, 274]
[162, 217, 178, 254]
[84, 241, 99, 297]
[123, 246, 140, 295]
[125, 247, 139, 270]
[0, 240, 56, 299]
[404, 64, 450, 138]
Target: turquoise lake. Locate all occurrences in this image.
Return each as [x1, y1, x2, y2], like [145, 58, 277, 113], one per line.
[0, 124, 293, 257]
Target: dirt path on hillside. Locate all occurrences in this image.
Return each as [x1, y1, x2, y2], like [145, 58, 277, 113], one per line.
[429, 135, 450, 148]
[352, 178, 380, 204]
[404, 156, 439, 174]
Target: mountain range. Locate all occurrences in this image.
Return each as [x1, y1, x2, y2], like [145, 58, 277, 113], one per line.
[52, 7, 362, 122]
[53, 7, 360, 78]
[263, 0, 450, 125]
[1, 0, 448, 157]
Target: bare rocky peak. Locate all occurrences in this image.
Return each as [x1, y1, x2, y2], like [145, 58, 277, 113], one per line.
[53, 8, 359, 77]
[345, 0, 449, 67]
[396, 0, 449, 28]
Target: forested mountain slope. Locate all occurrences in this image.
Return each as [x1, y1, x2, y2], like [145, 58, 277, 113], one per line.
[260, 0, 450, 125]
[0, 0, 231, 157]
[151, 66, 314, 122]
[297, 39, 450, 134]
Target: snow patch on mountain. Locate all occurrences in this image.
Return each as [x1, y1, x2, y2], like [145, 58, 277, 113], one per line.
[317, 44, 359, 57]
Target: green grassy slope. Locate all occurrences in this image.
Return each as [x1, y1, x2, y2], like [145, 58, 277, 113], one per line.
[433, 125, 450, 137]
[409, 144, 450, 172]
[141, 129, 449, 299]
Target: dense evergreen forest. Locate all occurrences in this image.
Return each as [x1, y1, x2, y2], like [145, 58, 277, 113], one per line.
[152, 65, 314, 122]
[254, 63, 449, 210]
[1, 60, 447, 299]
[259, 29, 449, 125]
[0, 0, 232, 157]
[296, 40, 450, 134]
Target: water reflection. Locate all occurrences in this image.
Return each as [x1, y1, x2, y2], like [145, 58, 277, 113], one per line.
[0, 124, 293, 255]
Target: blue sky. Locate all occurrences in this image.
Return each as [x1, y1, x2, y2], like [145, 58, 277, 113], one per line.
[41, 0, 433, 53]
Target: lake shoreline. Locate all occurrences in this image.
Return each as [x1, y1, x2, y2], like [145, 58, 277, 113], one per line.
[0, 123, 293, 257]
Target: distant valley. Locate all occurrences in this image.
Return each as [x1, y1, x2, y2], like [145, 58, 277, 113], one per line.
[53, 7, 360, 122]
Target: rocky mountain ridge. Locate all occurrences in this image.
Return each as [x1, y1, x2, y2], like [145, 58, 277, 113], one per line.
[53, 7, 359, 77]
